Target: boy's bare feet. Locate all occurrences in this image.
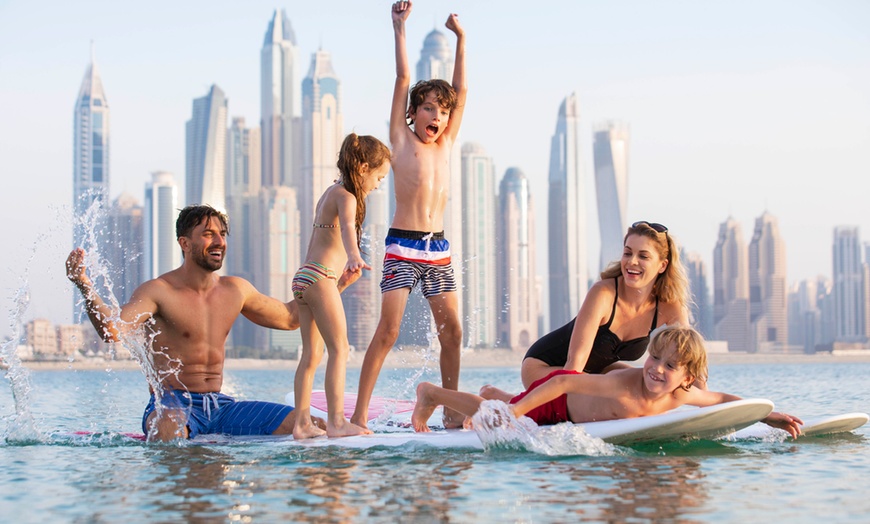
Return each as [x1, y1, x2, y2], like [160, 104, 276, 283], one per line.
[412, 382, 438, 432]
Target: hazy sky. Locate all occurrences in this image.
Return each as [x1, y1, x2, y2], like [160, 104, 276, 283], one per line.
[1, 1, 869, 338]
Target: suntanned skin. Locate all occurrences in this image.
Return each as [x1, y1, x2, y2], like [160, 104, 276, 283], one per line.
[521, 233, 693, 388]
[351, 0, 468, 429]
[66, 215, 359, 442]
[413, 345, 805, 438]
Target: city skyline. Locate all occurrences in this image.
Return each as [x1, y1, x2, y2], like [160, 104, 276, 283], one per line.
[1, 1, 869, 338]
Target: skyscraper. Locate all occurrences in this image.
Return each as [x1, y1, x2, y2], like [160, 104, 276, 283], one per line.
[72, 48, 110, 320]
[748, 212, 788, 351]
[547, 93, 587, 329]
[497, 167, 538, 351]
[300, 49, 343, 241]
[593, 121, 629, 272]
[144, 172, 180, 280]
[261, 9, 299, 188]
[73, 46, 110, 249]
[251, 186, 302, 353]
[416, 29, 453, 82]
[832, 226, 865, 344]
[226, 118, 262, 350]
[185, 84, 227, 212]
[713, 217, 750, 351]
[461, 143, 497, 348]
[683, 250, 713, 339]
[106, 193, 144, 305]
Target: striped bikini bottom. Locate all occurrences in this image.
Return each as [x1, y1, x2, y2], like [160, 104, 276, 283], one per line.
[292, 261, 337, 302]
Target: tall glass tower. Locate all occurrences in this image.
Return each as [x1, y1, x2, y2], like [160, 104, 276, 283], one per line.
[547, 93, 586, 329]
[748, 212, 788, 351]
[461, 142, 497, 348]
[72, 47, 110, 319]
[144, 172, 180, 280]
[593, 121, 629, 272]
[185, 84, 227, 212]
[713, 217, 750, 351]
[72, 47, 110, 246]
[261, 9, 299, 188]
[832, 226, 865, 343]
[301, 49, 343, 241]
[498, 167, 538, 350]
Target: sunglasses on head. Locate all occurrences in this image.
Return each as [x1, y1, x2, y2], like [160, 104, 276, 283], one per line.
[631, 221, 668, 234]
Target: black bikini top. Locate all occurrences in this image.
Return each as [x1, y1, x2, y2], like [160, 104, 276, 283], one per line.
[584, 278, 659, 373]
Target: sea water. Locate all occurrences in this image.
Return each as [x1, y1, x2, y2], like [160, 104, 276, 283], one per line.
[1, 361, 868, 523]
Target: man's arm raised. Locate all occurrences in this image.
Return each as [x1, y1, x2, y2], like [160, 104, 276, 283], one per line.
[66, 248, 156, 341]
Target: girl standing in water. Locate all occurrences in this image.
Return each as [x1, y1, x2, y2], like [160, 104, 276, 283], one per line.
[291, 133, 390, 439]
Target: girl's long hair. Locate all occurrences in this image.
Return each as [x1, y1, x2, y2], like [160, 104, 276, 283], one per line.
[336, 133, 391, 248]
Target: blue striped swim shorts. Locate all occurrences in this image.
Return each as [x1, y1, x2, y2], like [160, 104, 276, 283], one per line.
[380, 228, 457, 298]
[142, 390, 294, 439]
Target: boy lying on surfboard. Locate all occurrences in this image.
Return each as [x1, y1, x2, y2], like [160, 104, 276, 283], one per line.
[412, 325, 805, 438]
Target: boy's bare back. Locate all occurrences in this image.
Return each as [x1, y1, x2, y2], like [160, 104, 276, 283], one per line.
[564, 368, 690, 423]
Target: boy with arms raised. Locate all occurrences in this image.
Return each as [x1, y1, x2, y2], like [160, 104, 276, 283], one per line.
[352, 1, 467, 429]
[412, 325, 805, 438]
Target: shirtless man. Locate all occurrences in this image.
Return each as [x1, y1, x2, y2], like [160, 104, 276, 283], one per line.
[351, 1, 467, 429]
[66, 204, 358, 442]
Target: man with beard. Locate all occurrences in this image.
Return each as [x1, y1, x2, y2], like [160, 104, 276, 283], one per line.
[66, 204, 358, 442]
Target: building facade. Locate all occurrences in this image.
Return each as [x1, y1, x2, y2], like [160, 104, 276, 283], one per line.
[497, 167, 538, 351]
[592, 121, 630, 272]
[748, 212, 788, 351]
[547, 93, 587, 329]
[185, 84, 227, 212]
[713, 217, 750, 351]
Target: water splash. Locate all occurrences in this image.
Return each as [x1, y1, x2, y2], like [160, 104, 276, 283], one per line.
[1, 268, 41, 443]
[471, 400, 618, 456]
[70, 193, 182, 441]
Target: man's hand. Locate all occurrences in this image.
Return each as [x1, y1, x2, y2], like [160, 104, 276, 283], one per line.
[66, 248, 91, 289]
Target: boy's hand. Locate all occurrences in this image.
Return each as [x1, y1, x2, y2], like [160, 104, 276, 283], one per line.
[392, 1, 412, 23]
[763, 411, 804, 439]
[445, 13, 463, 36]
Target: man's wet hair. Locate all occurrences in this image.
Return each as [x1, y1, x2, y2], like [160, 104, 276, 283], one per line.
[176, 204, 229, 239]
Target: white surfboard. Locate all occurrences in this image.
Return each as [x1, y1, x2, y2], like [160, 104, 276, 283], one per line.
[284, 393, 774, 447]
[729, 412, 869, 439]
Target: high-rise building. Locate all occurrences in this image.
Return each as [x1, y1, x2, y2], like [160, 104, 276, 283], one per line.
[497, 167, 538, 351]
[251, 186, 302, 353]
[713, 217, 750, 351]
[106, 193, 144, 305]
[144, 172, 180, 280]
[788, 279, 822, 353]
[226, 118, 262, 350]
[683, 250, 713, 339]
[832, 226, 865, 344]
[73, 47, 110, 248]
[261, 9, 300, 188]
[461, 143, 498, 348]
[547, 93, 587, 329]
[300, 49, 343, 243]
[748, 212, 788, 351]
[186, 84, 227, 212]
[72, 48, 110, 320]
[416, 29, 453, 82]
[593, 121, 629, 272]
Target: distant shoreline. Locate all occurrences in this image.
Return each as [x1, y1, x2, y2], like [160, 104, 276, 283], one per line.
[19, 349, 870, 372]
